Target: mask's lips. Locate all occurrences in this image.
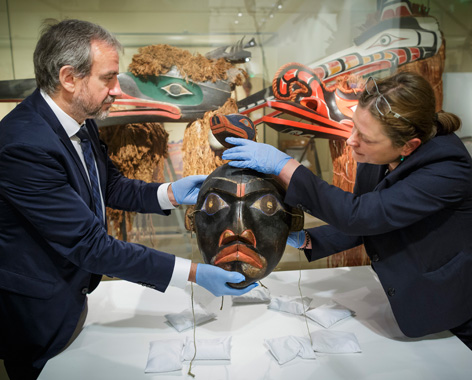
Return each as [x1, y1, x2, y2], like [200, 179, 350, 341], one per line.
[214, 243, 263, 269]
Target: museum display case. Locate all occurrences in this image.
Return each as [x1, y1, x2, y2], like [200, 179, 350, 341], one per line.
[1, 0, 471, 271]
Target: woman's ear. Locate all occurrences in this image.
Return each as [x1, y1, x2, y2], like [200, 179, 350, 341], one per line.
[401, 138, 421, 157]
[58, 65, 77, 94]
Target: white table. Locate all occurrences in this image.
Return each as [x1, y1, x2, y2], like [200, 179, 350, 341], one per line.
[39, 266, 472, 380]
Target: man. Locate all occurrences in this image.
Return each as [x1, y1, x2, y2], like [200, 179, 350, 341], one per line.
[0, 19, 256, 380]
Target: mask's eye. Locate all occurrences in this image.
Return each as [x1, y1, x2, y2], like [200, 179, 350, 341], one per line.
[368, 33, 403, 49]
[250, 194, 284, 216]
[161, 83, 193, 97]
[201, 193, 229, 215]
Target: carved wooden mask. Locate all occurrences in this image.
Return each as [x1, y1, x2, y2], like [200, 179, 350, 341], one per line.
[189, 164, 303, 288]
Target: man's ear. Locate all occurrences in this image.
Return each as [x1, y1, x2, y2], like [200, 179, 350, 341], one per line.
[58, 65, 77, 94]
[401, 138, 421, 157]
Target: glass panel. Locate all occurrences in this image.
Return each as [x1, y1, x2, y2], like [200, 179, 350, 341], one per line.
[1, 0, 471, 271]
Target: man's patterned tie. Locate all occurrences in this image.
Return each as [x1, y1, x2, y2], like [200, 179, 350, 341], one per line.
[76, 125, 104, 223]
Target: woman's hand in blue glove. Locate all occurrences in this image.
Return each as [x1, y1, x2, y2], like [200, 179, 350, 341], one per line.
[195, 263, 258, 297]
[222, 137, 291, 175]
[171, 175, 207, 205]
[286, 230, 306, 248]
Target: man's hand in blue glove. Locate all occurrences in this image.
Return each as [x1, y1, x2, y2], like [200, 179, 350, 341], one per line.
[195, 263, 258, 297]
[286, 230, 306, 248]
[170, 175, 207, 205]
[222, 137, 292, 176]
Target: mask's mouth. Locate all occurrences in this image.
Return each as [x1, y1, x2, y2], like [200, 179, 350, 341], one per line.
[213, 243, 264, 269]
[211, 229, 267, 288]
[214, 228, 264, 270]
[212, 243, 267, 289]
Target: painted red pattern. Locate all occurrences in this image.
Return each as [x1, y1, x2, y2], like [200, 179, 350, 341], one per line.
[381, 5, 412, 20]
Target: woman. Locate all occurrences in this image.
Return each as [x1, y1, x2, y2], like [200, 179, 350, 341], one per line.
[222, 71, 472, 349]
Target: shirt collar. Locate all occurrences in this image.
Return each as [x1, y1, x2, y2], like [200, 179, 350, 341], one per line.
[40, 89, 83, 138]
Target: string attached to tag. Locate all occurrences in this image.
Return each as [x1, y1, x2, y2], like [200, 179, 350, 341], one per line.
[297, 231, 313, 346]
[187, 231, 198, 378]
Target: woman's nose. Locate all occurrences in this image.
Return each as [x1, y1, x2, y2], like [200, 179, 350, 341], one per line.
[347, 130, 359, 147]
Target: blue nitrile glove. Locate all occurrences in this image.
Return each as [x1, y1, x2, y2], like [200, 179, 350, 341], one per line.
[195, 263, 258, 297]
[222, 137, 292, 175]
[171, 175, 207, 205]
[286, 230, 306, 248]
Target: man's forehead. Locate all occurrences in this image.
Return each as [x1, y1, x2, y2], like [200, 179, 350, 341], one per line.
[90, 40, 120, 73]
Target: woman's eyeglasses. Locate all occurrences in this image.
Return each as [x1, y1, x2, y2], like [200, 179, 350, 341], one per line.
[365, 76, 412, 124]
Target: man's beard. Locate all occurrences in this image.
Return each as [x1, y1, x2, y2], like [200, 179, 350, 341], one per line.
[72, 84, 115, 121]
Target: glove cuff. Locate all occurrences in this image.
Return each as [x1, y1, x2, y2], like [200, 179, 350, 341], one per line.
[274, 156, 291, 175]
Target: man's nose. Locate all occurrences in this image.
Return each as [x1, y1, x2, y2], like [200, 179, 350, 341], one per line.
[110, 78, 122, 97]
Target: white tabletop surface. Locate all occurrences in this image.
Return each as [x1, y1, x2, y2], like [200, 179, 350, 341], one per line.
[39, 265, 472, 380]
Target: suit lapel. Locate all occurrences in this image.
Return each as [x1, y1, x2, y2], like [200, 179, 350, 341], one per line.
[29, 89, 94, 198]
[355, 163, 387, 193]
[26, 91, 108, 212]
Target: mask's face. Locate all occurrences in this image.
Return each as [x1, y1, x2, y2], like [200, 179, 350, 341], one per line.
[192, 164, 303, 288]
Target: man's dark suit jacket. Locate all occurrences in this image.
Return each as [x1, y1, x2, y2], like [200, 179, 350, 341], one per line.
[285, 133, 472, 338]
[0, 89, 176, 367]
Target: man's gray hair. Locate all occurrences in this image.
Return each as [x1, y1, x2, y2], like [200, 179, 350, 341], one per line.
[33, 19, 122, 95]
